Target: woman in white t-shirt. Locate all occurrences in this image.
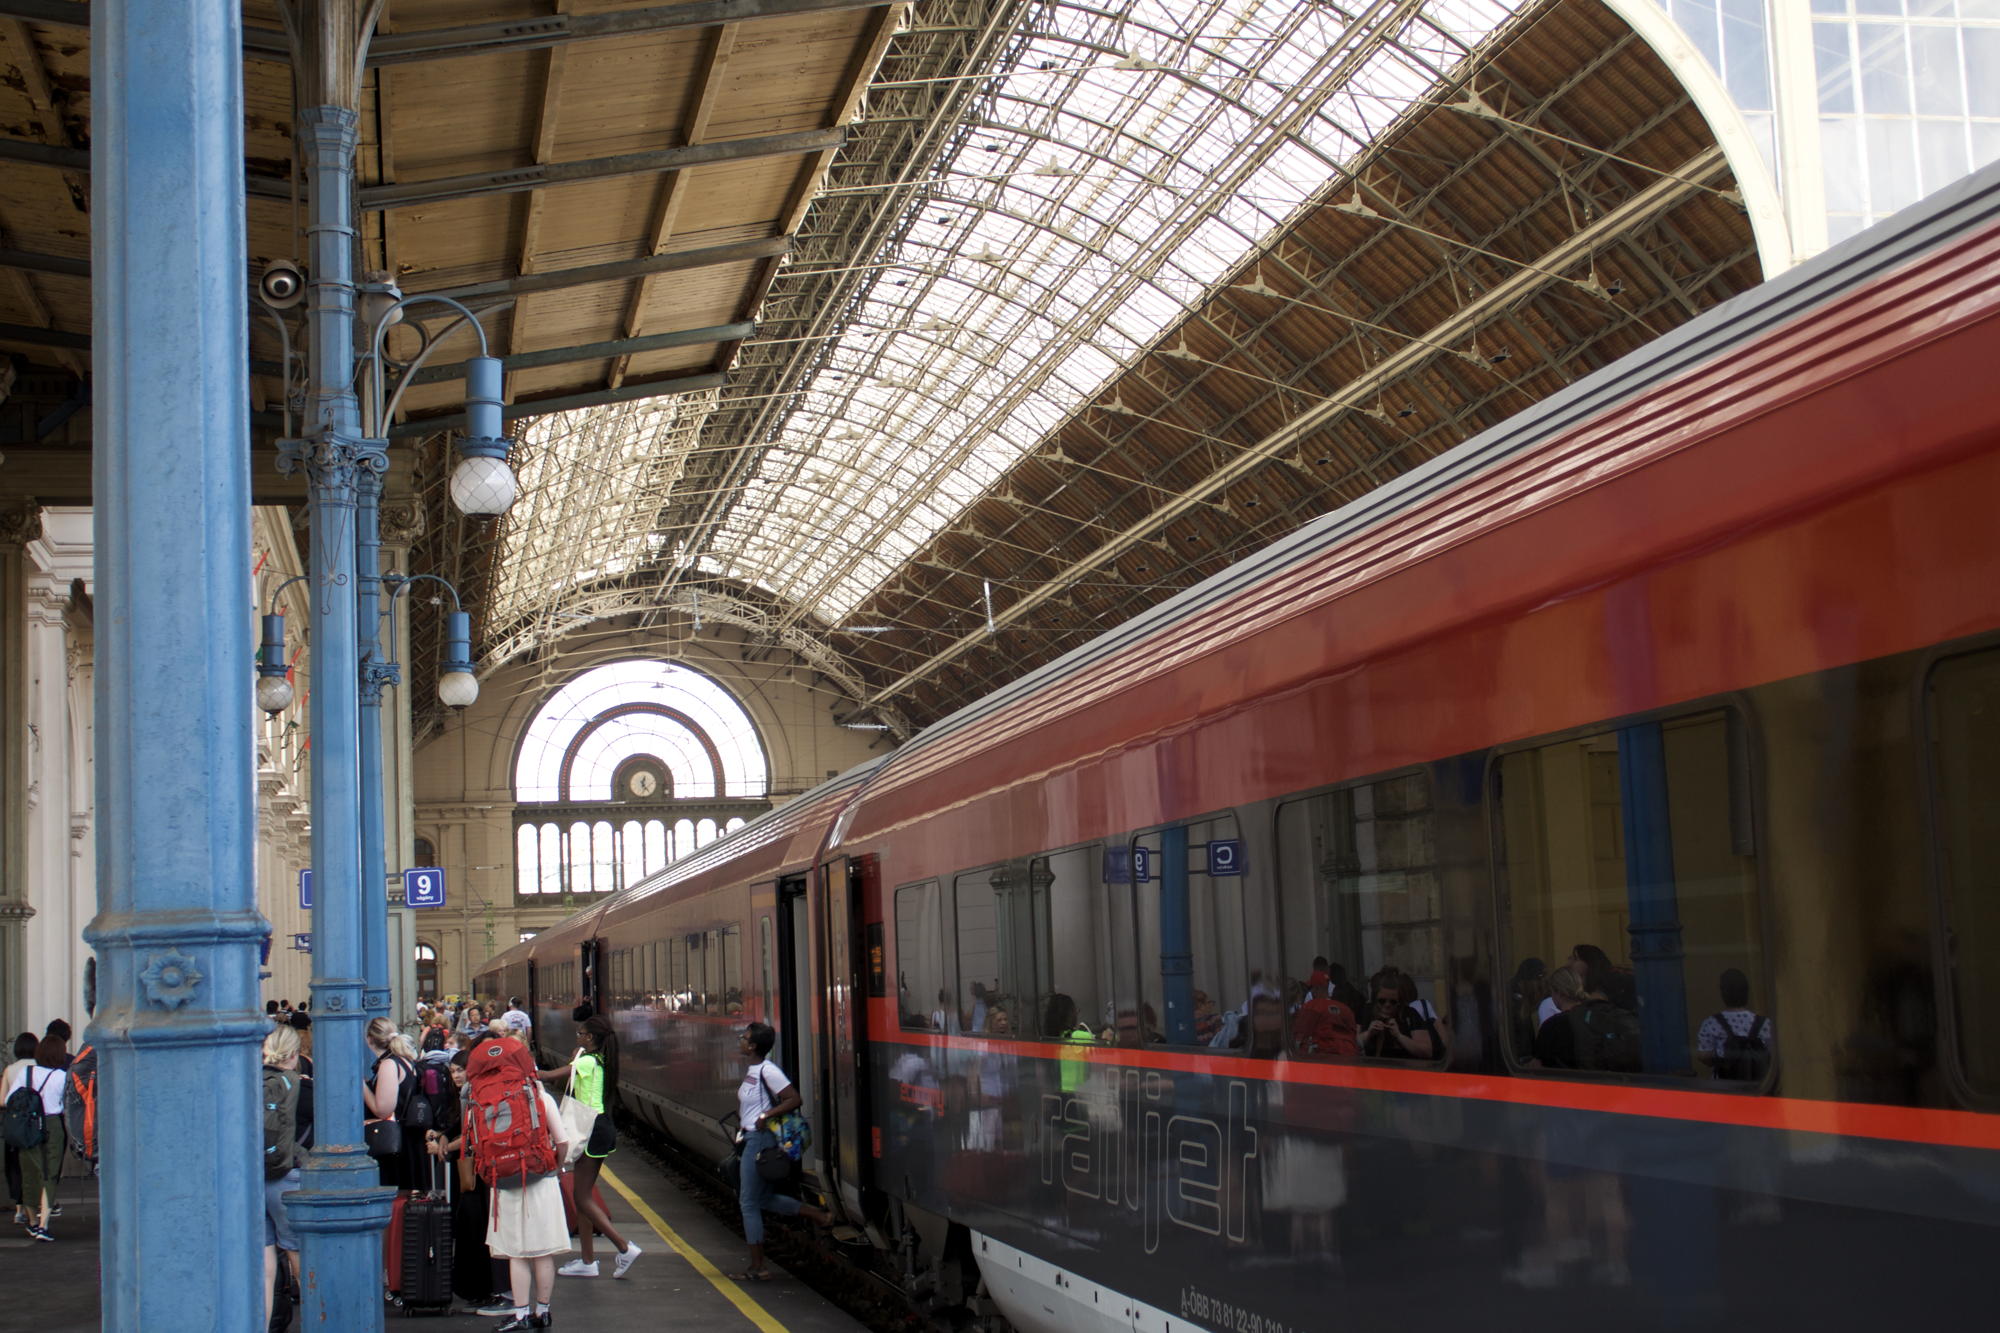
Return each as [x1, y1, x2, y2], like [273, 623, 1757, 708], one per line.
[730, 1023, 831, 1282]
[4, 1035, 69, 1241]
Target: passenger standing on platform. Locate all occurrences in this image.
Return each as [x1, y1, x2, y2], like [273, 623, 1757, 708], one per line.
[7, 1034, 68, 1241]
[261, 1023, 308, 1329]
[730, 1021, 831, 1282]
[427, 1050, 515, 1315]
[501, 997, 533, 1044]
[365, 1016, 422, 1189]
[467, 1035, 571, 1331]
[542, 1017, 641, 1279]
[4, 1031, 36, 1226]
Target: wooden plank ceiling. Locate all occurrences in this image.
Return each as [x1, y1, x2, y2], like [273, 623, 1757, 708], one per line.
[0, 0, 900, 493]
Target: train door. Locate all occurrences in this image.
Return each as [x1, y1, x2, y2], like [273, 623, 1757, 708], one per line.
[525, 959, 540, 1061]
[775, 876, 814, 1144]
[579, 938, 603, 1015]
[820, 855, 875, 1216]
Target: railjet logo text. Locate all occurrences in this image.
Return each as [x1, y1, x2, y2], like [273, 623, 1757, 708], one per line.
[1040, 1074, 1258, 1252]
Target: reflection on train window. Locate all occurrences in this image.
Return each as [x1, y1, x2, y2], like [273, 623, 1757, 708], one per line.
[1041, 844, 1110, 1041]
[1927, 650, 2000, 1096]
[720, 925, 741, 1016]
[1119, 814, 1248, 1048]
[894, 881, 947, 1032]
[760, 915, 774, 1027]
[1276, 771, 1441, 1060]
[953, 861, 1049, 1037]
[1494, 709, 1763, 1078]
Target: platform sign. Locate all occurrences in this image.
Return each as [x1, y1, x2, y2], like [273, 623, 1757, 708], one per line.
[404, 867, 445, 909]
[291, 932, 312, 954]
[298, 868, 312, 910]
[1103, 847, 1132, 884]
[1207, 839, 1245, 876]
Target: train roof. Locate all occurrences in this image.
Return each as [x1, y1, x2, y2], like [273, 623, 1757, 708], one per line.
[835, 160, 2000, 816]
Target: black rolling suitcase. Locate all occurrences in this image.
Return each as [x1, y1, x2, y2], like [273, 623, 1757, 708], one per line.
[397, 1155, 455, 1316]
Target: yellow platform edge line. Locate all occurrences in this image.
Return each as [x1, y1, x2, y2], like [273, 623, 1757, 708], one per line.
[600, 1165, 790, 1333]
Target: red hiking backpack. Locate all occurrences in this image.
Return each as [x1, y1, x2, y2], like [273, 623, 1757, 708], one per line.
[63, 1043, 98, 1163]
[464, 1038, 557, 1188]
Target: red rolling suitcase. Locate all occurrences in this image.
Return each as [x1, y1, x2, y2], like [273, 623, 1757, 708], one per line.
[393, 1156, 455, 1316]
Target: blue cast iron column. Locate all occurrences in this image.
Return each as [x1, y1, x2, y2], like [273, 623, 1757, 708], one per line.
[1618, 721, 1692, 1074]
[1158, 827, 1195, 1045]
[86, 0, 264, 1323]
[358, 471, 395, 1020]
[280, 101, 398, 1331]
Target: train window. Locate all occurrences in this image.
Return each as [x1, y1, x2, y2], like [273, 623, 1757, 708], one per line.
[894, 881, 947, 1032]
[705, 931, 725, 1014]
[953, 860, 1048, 1036]
[1927, 649, 2000, 1096]
[720, 925, 741, 1016]
[1041, 844, 1110, 1041]
[1493, 709, 1762, 1079]
[1121, 813, 1248, 1048]
[760, 915, 774, 1027]
[1276, 770, 1443, 1061]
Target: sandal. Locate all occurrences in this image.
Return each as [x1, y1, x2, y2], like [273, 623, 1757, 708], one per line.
[727, 1269, 773, 1283]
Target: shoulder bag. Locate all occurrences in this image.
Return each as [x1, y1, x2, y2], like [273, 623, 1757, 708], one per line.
[557, 1050, 597, 1169]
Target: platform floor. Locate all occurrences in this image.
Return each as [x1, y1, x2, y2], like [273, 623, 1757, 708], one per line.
[13, 1150, 868, 1332]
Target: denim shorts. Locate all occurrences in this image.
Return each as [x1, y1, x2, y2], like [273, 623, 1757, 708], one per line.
[264, 1168, 301, 1251]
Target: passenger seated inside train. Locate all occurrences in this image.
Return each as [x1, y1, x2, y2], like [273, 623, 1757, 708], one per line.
[1697, 968, 1774, 1081]
[1359, 966, 1438, 1060]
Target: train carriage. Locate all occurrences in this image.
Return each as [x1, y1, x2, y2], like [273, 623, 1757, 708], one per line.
[481, 161, 2000, 1331]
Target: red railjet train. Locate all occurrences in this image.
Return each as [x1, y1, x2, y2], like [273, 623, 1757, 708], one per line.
[479, 161, 2000, 1331]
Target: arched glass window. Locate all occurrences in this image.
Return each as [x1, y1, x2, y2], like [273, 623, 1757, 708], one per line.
[517, 825, 538, 897]
[414, 943, 439, 1002]
[644, 821, 667, 871]
[513, 661, 767, 802]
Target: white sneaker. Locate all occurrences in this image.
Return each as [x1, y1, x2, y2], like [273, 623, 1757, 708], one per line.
[556, 1259, 599, 1278]
[613, 1242, 642, 1278]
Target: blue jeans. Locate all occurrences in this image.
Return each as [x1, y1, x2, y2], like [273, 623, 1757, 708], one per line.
[737, 1129, 799, 1246]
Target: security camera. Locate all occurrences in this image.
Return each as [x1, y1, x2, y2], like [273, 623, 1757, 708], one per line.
[258, 259, 306, 310]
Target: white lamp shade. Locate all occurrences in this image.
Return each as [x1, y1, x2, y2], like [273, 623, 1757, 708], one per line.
[256, 675, 295, 714]
[437, 670, 479, 709]
[449, 454, 517, 516]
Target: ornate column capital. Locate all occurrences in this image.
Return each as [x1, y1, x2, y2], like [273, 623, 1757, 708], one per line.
[0, 501, 42, 549]
[379, 499, 425, 549]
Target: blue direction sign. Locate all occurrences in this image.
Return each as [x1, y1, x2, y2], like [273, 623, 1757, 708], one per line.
[298, 868, 312, 910]
[404, 867, 445, 909]
[1207, 838, 1245, 876]
[291, 933, 312, 954]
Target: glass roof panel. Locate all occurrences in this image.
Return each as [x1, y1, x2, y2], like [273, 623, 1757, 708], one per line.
[479, 0, 1525, 652]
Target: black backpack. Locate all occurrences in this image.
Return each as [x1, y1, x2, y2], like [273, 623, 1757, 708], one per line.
[1712, 1012, 1771, 1082]
[1571, 999, 1642, 1073]
[2, 1070, 47, 1149]
[263, 1067, 300, 1178]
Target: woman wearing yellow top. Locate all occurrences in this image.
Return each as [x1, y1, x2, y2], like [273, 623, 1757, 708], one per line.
[541, 1017, 641, 1279]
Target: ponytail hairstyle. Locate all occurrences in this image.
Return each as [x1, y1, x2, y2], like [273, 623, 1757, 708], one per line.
[366, 1016, 418, 1064]
[581, 1015, 618, 1106]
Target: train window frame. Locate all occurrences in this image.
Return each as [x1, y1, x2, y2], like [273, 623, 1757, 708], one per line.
[1271, 764, 1448, 1067]
[950, 858, 1049, 1039]
[892, 879, 948, 1033]
[1115, 808, 1253, 1051]
[1916, 637, 2000, 1110]
[1484, 696, 1776, 1090]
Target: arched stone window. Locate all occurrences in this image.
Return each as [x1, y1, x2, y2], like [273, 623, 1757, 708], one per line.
[512, 661, 770, 896]
[414, 942, 439, 1002]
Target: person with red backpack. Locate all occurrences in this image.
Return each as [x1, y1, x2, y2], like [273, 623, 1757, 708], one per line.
[465, 1035, 571, 1330]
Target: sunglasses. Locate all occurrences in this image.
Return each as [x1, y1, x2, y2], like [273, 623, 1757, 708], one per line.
[1373, 996, 1399, 1006]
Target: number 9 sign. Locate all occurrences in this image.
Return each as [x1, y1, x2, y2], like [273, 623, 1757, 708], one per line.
[404, 867, 446, 908]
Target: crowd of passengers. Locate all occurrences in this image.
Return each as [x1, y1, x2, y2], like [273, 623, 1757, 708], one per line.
[903, 943, 1773, 1079]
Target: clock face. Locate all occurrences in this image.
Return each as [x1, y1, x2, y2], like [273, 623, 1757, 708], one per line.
[627, 769, 660, 798]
